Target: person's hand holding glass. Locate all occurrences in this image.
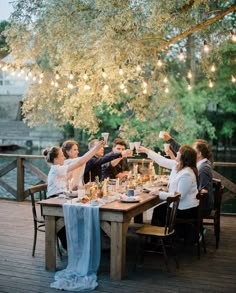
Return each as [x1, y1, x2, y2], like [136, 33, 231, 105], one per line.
[134, 141, 141, 155]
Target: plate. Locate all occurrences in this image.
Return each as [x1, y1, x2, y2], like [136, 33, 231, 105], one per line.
[120, 196, 140, 203]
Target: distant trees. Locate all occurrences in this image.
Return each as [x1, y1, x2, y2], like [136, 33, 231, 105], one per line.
[0, 21, 10, 58]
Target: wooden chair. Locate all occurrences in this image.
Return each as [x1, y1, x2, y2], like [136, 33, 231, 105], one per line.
[27, 183, 62, 257]
[175, 189, 208, 259]
[203, 178, 223, 249]
[136, 193, 181, 272]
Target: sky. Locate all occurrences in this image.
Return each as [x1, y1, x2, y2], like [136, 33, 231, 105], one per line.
[0, 0, 13, 21]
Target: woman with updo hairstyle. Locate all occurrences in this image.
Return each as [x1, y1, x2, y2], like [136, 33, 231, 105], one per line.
[43, 141, 103, 198]
[61, 140, 85, 189]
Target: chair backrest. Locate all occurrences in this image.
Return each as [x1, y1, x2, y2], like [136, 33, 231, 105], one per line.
[212, 178, 223, 212]
[165, 193, 181, 235]
[196, 189, 208, 224]
[27, 183, 48, 220]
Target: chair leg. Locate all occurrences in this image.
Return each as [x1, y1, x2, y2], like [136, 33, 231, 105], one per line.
[171, 236, 179, 269]
[57, 237, 62, 258]
[160, 238, 170, 272]
[32, 225, 37, 257]
[215, 220, 220, 249]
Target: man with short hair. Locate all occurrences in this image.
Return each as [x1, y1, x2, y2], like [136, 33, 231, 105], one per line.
[83, 139, 131, 183]
[102, 138, 130, 180]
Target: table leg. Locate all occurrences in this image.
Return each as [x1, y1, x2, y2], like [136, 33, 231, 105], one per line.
[110, 221, 129, 280]
[45, 215, 56, 271]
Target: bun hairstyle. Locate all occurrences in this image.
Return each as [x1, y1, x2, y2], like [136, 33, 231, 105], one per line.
[61, 140, 78, 159]
[177, 145, 198, 182]
[42, 146, 60, 164]
[193, 139, 214, 163]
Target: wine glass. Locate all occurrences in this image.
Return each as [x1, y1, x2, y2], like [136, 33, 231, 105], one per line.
[101, 132, 109, 147]
[134, 141, 141, 155]
[129, 142, 135, 151]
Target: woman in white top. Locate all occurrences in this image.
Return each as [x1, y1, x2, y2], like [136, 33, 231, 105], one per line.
[43, 140, 104, 198]
[139, 145, 199, 227]
[61, 140, 85, 189]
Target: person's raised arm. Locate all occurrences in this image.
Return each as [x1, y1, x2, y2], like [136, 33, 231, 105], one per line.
[67, 141, 104, 172]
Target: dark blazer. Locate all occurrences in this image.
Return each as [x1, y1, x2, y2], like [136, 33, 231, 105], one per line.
[101, 158, 129, 180]
[84, 152, 122, 183]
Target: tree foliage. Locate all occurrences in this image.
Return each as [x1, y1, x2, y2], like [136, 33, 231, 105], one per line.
[3, 0, 236, 146]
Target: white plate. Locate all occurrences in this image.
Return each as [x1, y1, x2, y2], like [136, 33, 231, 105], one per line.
[120, 196, 140, 203]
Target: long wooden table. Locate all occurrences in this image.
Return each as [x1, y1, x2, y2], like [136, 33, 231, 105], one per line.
[39, 193, 161, 280]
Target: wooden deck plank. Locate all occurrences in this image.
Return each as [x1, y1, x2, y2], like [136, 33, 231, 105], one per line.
[0, 200, 236, 293]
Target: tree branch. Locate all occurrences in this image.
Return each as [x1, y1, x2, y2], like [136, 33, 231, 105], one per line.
[140, 5, 236, 51]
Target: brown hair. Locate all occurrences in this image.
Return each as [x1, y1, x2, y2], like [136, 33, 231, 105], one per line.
[61, 140, 78, 159]
[177, 145, 198, 182]
[42, 146, 61, 164]
[112, 138, 126, 148]
[193, 139, 213, 163]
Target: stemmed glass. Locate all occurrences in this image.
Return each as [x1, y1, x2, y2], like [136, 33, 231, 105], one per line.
[129, 142, 135, 155]
[101, 132, 109, 147]
[134, 141, 141, 155]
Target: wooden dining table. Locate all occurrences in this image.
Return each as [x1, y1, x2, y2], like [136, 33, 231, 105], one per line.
[39, 193, 162, 280]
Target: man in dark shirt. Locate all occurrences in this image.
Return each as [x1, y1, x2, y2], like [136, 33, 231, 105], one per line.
[83, 139, 131, 183]
[102, 138, 130, 180]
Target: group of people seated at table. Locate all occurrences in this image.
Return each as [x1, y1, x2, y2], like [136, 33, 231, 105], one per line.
[42, 131, 214, 250]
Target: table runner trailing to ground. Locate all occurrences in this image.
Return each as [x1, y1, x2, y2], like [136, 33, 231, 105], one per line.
[50, 203, 101, 291]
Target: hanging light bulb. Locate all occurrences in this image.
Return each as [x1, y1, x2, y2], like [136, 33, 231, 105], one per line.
[178, 48, 185, 61]
[120, 83, 125, 90]
[102, 68, 107, 79]
[187, 84, 192, 91]
[157, 56, 163, 67]
[203, 40, 209, 53]
[142, 81, 147, 88]
[163, 77, 168, 84]
[2, 65, 8, 71]
[69, 71, 74, 80]
[143, 89, 147, 94]
[123, 88, 128, 93]
[40, 72, 44, 79]
[51, 80, 55, 86]
[84, 84, 91, 91]
[231, 75, 236, 83]
[187, 71, 192, 79]
[28, 70, 33, 78]
[54, 81, 59, 87]
[210, 64, 216, 72]
[230, 31, 236, 42]
[32, 75, 37, 82]
[103, 84, 109, 92]
[164, 87, 169, 93]
[136, 64, 142, 72]
[55, 71, 60, 80]
[83, 71, 88, 81]
[119, 65, 124, 76]
[39, 79, 43, 84]
[209, 80, 214, 88]
[67, 82, 74, 89]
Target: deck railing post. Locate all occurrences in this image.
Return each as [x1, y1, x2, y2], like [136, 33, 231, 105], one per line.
[16, 157, 25, 201]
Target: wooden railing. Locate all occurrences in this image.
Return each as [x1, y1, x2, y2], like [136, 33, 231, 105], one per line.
[0, 154, 47, 201]
[0, 154, 235, 202]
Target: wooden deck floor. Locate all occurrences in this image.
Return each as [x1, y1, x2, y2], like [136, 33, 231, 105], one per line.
[0, 200, 236, 293]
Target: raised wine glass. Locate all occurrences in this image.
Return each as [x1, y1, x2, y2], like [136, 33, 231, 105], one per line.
[134, 141, 141, 155]
[101, 132, 109, 147]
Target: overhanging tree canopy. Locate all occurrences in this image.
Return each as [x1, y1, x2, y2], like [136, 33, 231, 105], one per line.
[3, 0, 236, 143]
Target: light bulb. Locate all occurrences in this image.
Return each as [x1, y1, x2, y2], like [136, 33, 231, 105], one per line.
[103, 84, 109, 91]
[40, 72, 44, 79]
[209, 80, 214, 88]
[210, 64, 216, 72]
[120, 83, 125, 90]
[142, 81, 147, 88]
[230, 31, 236, 42]
[143, 89, 147, 94]
[119, 66, 124, 76]
[164, 87, 169, 93]
[102, 68, 107, 79]
[187, 71, 192, 79]
[84, 84, 91, 91]
[39, 79, 42, 84]
[54, 81, 59, 87]
[67, 82, 74, 89]
[232, 75, 236, 83]
[203, 40, 209, 53]
[187, 84, 192, 91]
[163, 77, 168, 84]
[51, 80, 55, 86]
[28, 71, 32, 77]
[123, 88, 128, 93]
[55, 71, 60, 80]
[178, 49, 185, 61]
[32, 76, 37, 82]
[136, 65, 142, 72]
[157, 57, 162, 67]
[83, 72, 88, 80]
[69, 71, 74, 80]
